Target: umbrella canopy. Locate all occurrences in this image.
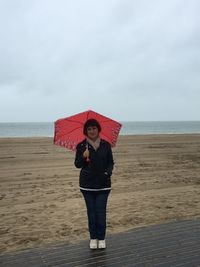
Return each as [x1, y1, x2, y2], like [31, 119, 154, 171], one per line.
[53, 110, 122, 151]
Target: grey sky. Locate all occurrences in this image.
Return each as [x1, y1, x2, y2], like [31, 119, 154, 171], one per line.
[0, 0, 199, 122]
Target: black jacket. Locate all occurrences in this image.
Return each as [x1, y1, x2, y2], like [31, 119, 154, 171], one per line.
[74, 138, 114, 189]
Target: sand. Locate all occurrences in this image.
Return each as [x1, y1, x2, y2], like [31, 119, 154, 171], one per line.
[0, 134, 200, 253]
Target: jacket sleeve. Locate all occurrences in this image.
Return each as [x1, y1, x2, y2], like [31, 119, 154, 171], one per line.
[74, 143, 88, 168]
[105, 144, 114, 176]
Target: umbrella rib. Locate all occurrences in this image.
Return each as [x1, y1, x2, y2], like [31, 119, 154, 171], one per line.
[100, 119, 122, 125]
[101, 128, 121, 145]
[55, 126, 82, 140]
[67, 126, 82, 135]
[56, 119, 83, 133]
[65, 119, 84, 125]
[86, 112, 89, 121]
[101, 132, 112, 142]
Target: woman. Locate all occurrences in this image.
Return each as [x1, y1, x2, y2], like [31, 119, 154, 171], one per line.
[74, 118, 114, 249]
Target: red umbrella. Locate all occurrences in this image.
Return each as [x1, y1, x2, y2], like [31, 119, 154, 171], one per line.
[53, 110, 122, 151]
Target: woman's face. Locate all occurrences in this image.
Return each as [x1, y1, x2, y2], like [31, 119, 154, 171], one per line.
[86, 126, 99, 140]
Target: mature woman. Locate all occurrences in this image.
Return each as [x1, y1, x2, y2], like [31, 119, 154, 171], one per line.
[74, 118, 114, 249]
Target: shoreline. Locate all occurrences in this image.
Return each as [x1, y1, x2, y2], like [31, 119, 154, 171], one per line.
[0, 132, 200, 138]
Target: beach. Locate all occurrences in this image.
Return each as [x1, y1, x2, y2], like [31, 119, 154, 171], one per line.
[0, 134, 200, 253]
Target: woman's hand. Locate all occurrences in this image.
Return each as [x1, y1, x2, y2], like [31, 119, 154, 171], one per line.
[83, 148, 90, 159]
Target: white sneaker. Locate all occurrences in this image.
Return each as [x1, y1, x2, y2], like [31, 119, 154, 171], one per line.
[89, 239, 98, 249]
[98, 239, 106, 249]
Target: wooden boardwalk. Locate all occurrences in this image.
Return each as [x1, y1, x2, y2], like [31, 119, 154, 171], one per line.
[1, 217, 200, 267]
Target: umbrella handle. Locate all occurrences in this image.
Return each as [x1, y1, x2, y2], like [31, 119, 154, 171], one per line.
[86, 142, 90, 162]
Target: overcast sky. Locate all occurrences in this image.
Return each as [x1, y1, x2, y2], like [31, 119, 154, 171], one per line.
[0, 0, 199, 122]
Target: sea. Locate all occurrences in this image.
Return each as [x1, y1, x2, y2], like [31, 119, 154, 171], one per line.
[0, 121, 200, 137]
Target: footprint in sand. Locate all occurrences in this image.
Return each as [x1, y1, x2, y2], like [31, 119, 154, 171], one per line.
[0, 194, 6, 200]
[0, 227, 10, 235]
[18, 216, 29, 223]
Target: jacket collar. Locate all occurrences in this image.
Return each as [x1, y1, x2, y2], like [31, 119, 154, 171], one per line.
[82, 138, 107, 146]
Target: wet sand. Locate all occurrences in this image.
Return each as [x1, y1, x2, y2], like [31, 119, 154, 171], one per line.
[0, 134, 200, 253]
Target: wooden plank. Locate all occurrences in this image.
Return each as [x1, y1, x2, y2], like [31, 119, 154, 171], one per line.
[40, 232, 200, 265]
[41, 239, 200, 267]
[0, 217, 200, 267]
[36, 225, 200, 261]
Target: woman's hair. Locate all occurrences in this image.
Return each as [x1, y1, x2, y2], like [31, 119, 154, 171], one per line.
[83, 118, 101, 136]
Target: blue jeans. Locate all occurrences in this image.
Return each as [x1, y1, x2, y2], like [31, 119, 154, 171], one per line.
[80, 189, 111, 240]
